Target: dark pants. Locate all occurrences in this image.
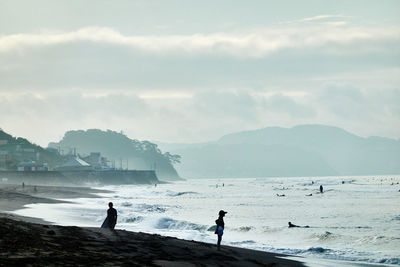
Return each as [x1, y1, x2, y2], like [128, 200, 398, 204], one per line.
[109, 219, 116, 230]
[217, 235, 222, 247]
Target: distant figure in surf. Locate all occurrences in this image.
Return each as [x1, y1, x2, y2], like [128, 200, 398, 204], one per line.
[101, 202, 118, 230]
[288, 222, 309, 228]
[215, 210, 227, 250]
[22, 182, 25, 189]
[320, 185, 323, 193]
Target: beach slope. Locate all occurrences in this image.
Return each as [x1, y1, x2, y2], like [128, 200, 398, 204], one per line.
[0, 217, 303, 266]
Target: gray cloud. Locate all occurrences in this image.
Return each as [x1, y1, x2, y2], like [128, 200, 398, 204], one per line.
[1, 26, 399, 57]
[262, 93, 316, 118]
[1, 2, 399, 145]
[193, 91, 257, 121]
[315, 84, 365, 119]
[1, 84, 399, 146]
[1, 41, 398, 92]
[0, 91, 148, 144]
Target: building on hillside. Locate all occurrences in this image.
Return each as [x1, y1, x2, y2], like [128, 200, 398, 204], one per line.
[17, 161, 48, 171]
[56, 156, 93, 171]
[0, 140, 8, 146]
[82, 152, 101, 169]
[0, 150, 10, 170]
[82, 152, 110, 170]
[46, 147, 59, 155]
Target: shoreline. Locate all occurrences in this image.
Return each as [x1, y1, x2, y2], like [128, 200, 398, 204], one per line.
[1, 183, 393, 266]
[0, 184, 305, 266]
[0, 184, 110, 221]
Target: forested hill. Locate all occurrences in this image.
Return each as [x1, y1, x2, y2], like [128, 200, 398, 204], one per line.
[49, 129, 181, 180]
[157, 125, 400, 178]
[0, 130, 64, 169]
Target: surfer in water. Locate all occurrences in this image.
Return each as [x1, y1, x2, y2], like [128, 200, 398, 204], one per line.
[102, 202, 118, 230]
[215, 210, 227, 250]
[288, 222, 309, 228]
[320, 185, 323, 193]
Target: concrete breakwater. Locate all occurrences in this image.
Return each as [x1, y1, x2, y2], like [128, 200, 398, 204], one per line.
[61, 170, 159, 185]
[0, 170, 159, 186]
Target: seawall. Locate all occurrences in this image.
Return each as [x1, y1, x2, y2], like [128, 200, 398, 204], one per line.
[0, 171, 70, 185]
[61, 170, 159, 185]
[0, 170, 159, 186]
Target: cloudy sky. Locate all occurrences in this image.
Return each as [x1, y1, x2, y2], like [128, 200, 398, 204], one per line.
[1, 0, 399, 146]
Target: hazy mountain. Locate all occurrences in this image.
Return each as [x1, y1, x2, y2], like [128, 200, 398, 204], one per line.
[49, 129, 181, 180]
[157, 125, 400, 178]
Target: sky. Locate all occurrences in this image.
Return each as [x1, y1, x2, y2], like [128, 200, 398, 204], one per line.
[0, 0, 399, 146]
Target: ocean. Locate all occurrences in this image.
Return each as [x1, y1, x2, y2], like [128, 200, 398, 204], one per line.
[14, 175, 400, 266]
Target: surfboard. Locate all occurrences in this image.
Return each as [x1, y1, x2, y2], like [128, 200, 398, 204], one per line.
[101, 217, 109, 228]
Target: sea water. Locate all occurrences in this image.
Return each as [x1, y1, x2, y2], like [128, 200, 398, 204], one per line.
[14, 175, 400, 265]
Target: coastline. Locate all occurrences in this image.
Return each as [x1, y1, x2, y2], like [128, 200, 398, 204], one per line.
[0, 184, 305, 266]
[0, 184, 111, 224]
[1, 183, 394, 266]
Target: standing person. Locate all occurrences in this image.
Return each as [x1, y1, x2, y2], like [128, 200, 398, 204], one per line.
[215, 210, 227, 250]
[101, 202, 118, 230]
[320, 185, 324, 193]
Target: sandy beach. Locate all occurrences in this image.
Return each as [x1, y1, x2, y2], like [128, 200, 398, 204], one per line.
[0, 184, 305, 266]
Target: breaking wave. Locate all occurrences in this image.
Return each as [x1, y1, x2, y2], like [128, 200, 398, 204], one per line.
[379, 258, 400, 265]
[135, 204, 167, 213]
[267, 246, 400, 266]
[392, 215, 400, 221]
[123, 216, 143, 223]
[230, 240, 256, 245]
[166, 191, 199, 197]
[305, 247, 331, 254]
[310, 231, 336, 241]
[269, 246, 333, 256]
[237, 226, 254, 232]
[155, 217, 208, 232]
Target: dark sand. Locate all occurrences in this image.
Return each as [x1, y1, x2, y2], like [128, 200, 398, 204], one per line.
[0, 184, 304, 266]
[0, 217, 304, 266]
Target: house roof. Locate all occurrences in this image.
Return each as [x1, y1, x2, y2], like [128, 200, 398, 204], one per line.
[62, 157, 90, 167]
